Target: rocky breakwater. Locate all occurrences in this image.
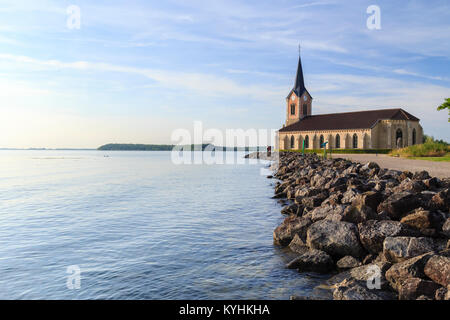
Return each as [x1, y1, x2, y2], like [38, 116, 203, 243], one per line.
[271, 152, 450, 300]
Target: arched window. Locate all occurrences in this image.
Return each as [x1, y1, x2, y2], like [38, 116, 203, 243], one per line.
[290, 135, 295, 149]
[303, 104, 307, 116]
[353, 134, 358, 149]
[412, 128, 416, 145]
[290, 104, 295, 115]
[304, 135, 309, 149]
[396, 129, 403, 148]
[335, 134, 340, 149]
[319, 135, 324, 147]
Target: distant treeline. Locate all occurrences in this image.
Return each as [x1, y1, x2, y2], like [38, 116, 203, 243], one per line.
[98, 143, 267, 151]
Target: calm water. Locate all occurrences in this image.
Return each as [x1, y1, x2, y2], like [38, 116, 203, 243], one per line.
[0, 150, 327, 299]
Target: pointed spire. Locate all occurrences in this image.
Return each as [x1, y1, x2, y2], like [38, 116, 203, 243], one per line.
[294, 48, 306, 96]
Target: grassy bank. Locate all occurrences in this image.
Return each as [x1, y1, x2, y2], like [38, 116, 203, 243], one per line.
[389, 139, 450, 159]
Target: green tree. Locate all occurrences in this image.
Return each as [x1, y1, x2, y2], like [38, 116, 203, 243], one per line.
[437, 98, 450, 122]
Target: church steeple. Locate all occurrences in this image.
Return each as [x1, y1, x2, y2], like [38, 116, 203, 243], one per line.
[285, 49, 312, 127]
[293, 53, 306, 97]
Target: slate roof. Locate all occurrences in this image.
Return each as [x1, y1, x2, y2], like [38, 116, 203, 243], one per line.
[287, 54, 310, 99]
[279, 108, 420, 132]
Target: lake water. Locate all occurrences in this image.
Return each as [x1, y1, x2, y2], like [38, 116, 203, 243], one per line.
[0, 150, 327, 299]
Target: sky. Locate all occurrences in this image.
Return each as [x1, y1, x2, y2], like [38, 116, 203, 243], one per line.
[0, 0, 449, 148]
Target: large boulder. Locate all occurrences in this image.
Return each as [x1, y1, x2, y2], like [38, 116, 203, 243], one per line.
[435, 287, 448, 300]
[306, 220, 365, 258]
[332, 279, 396, 300]
[385, 253, 434, 292]
[377, 192, 421, 220]
[281, 203, 303, 216]
[400, 209, 446, 231]
[443, 218, 450, 238]
[303, 204, 346, 222]
[383, 237, 435, 263]
[393, 178, 427, 194]
[327, 261, 392, 291]
[336, 256, 362, 270]
[352, 190, 383, 212]
[301, 192, 329, 209]
[286, 249, 334, 273]
[358, 220, 417, 254]
[341, 189, 360, 204]
[424, 255, 450, 287]
[398, 277, 441, 300]
[342, 204, 377, 224]
[430, 189, 450, 211]
[288, 234, 309, 254]
[413, 171, 431, 181]
[273, 216, 312, 246]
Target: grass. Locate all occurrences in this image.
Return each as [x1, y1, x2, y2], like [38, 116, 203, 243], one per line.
[406, 153, 450, 162]
[389, 139, 450, 158]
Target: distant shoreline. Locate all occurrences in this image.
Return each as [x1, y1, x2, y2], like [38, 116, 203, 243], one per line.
[97, 143, 267, 151]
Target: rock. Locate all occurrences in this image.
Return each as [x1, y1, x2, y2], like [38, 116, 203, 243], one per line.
[342, 204, 377, 224]
[400, 209, 445, 231]
[337, 256, 362, 270]
[399, 171, 413, 181]
[332, 279, 396, 300]
[435, 287, 447, 300]
[442, 218, 450, 237]
[377, 192, 421, 220]
[281, 203, 301, 216]
[363, 161, 380, 170]
[398, 277, 440, 300]
[352, 191, 383, 212]
[362, 254, 376, 265]
[286, 249, 334, 273]
[424, 255, 450, 287]
[327, 261, 392, 291]
[393, 178, 427, 194]
[273, 216, 312, 246]
[430, 189, 450, 211]
[288, 234, 309, 254]
[416, 295, 432, 300]
[301, 192, 328, 209]
[383, 237, 435, 263]
[306, 220, 365, 258]
[272, 192, 287, 199]
[341, 189, 359, 204]
[322, 193, 343, 206]
[423, 177, 441, 190]
[295, 187, 324, 198]
[358, 220, 417, 254]
[304, 204, 346, 222]
[385, 253, 434, 291]
[413, 171, 431, 181]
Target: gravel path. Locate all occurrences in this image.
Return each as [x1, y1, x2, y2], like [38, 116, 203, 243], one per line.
[333, 154, 450, 178]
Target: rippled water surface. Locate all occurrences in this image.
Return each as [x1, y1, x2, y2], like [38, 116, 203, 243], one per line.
[0, 150, 327, 299]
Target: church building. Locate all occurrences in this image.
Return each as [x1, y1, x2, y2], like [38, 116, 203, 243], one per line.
[278, 54, 423, 150]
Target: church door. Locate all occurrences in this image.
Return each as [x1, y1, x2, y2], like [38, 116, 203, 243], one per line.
[396, 129, 403, 148]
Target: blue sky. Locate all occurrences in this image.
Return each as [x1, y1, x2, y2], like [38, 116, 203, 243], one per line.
[0, 0, 449, 148]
